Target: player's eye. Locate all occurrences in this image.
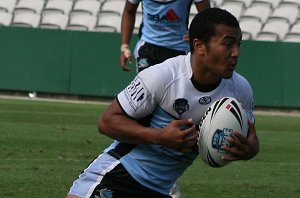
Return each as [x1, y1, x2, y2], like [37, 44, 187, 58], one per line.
[223, 40, 234, 47]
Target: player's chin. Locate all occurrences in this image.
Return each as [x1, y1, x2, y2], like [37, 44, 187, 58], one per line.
[222, 71, 234, 79]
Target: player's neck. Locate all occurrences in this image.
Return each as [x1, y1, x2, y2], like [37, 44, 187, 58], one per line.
[191, 75, 221, 92]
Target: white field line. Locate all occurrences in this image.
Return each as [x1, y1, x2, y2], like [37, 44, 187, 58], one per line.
[0, 94, 111, 105]
[254, 110, 300, 117]
[1, 94, 300, 117]
[3, 158, 83, 162]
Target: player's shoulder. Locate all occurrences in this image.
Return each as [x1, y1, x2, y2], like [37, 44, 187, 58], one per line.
[138, 55, 189, 85]
[231, 71, 252, 89]
[229, 71, 253, 101]
[161, 54, 189, 76]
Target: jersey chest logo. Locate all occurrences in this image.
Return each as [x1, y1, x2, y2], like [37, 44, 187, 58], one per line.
[147, 9, 181, 22]
[173, 98, 189, 116]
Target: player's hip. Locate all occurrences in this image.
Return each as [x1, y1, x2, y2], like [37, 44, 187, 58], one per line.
[67, 152, 171, 198]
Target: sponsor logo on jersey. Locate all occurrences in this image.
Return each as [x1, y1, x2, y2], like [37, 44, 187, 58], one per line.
[199, 96, 212, 105]
[173, 98, 189, 116]
[147, 8, 181, 22]
[124, 76, 148, 111]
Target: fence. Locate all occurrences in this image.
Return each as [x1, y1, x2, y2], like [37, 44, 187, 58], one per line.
[0, 26, 299, 108]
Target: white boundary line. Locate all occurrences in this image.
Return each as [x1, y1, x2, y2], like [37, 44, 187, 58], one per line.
[0, 94, 112, 105]
[254, 110, 300, 117]
[1, 94, 300, 117]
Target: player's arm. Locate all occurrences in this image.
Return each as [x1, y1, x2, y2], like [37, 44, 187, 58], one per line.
[98, 99, 197, 153]
[183, 0, 211, 42]
[120, 0, 139, 72]
[195, 0, 211, 12]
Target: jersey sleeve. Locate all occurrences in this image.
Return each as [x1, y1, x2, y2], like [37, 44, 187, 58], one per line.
[117, 65, 169, 119]
[244, 88, 255, 124]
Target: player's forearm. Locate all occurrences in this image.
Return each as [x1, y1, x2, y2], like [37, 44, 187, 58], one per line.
[121, 9, 136, 45]
[98, 114, 160, 145]
[98, 100, 160, 144]
[195, 0, 211, 12]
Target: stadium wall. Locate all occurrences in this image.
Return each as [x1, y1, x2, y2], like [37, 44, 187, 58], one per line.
[0, 27, 136, 98]
[0, 27, 299, 108]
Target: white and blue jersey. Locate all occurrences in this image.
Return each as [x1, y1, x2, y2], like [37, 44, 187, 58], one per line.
[68, 53, 255, 197]
[129, 0, 205, 52]
[106, 53, 255, 195]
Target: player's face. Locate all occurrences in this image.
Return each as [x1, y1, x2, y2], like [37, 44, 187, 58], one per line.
[203, 25, 242, 79]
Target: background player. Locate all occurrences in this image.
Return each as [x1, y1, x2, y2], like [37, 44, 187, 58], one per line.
[120, 0, 211, 72]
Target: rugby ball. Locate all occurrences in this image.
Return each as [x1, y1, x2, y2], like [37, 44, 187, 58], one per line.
[198, 97, 248, 167]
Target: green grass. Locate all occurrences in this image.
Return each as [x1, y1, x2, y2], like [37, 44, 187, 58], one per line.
[1, 98, 300, 198]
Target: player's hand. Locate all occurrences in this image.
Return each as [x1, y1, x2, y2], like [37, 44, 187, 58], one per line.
[120, 44, 132, 72]
[222, 121, 259, 161]
[159, 119, 197, 153]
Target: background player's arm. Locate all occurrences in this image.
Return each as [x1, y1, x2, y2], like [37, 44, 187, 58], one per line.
[120, 1, 139, 71]
[183, 0, 211, 42]
[195, 0, 211, 12]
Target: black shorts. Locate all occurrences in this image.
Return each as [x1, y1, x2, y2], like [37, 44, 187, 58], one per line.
[137, 42, 186, 72]
[90, 163, 172, 198]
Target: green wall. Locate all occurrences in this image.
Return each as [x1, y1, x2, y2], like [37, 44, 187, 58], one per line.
[237, 41, 300, 108]
[0, 26, 136, 98]
[0, 26, 299, 108]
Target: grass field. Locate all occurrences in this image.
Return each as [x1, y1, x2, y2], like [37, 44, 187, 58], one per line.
[1, 98, 299, 198]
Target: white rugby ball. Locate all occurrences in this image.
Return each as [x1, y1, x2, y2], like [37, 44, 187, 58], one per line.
[198, 97, 248, 167]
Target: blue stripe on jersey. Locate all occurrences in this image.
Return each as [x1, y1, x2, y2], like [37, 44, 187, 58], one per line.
[150, 106, 176, 128]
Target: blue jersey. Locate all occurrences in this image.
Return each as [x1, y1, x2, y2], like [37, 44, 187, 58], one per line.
[105, 53, 255, 195]
[129, 0, 205, 52]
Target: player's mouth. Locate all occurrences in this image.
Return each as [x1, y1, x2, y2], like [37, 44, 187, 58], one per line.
[228, 63, 236, 70]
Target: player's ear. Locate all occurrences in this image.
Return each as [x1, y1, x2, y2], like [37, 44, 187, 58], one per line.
[193, 39, 205, 55]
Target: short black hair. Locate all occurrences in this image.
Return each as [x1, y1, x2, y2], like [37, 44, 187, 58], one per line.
[189, 8, 240, 53]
